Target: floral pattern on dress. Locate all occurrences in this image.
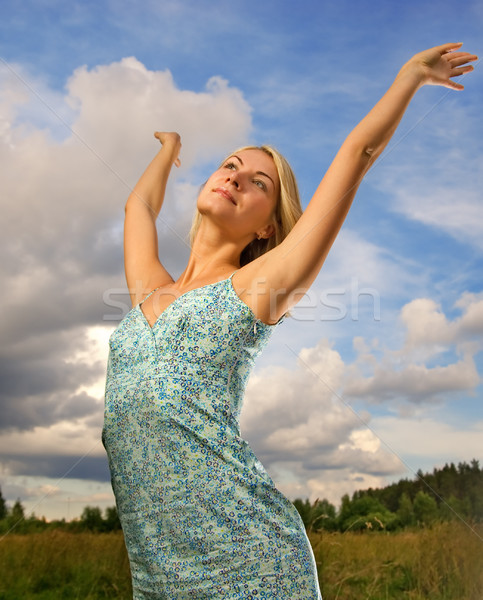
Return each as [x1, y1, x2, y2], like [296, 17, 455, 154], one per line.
[103, 274, 322, 599]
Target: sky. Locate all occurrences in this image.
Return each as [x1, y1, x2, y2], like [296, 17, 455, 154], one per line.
[0, 0, 482, 523]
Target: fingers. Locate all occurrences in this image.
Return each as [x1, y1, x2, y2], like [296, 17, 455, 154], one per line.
[445, 80, 465, 91]
[451, 65, 476, 78]
[440, 46, 478, 89]
[439, 43, 478, 68]
[445, 67, 473, 90]
[446, 52, 478, 64]
[447, 53, 477, 86]
[439, 42, 463, 54]
[447, 54, 478, 70]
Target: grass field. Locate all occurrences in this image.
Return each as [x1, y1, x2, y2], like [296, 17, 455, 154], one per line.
[0, 522, 481, 599]
[311, 522, 483, 599]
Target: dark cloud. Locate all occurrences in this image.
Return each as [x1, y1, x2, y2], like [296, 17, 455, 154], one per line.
[2, 453, 110, 482]
[1, 389, 101, 432]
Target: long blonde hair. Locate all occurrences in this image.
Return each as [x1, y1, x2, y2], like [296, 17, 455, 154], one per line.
[189, 145, 302, 266]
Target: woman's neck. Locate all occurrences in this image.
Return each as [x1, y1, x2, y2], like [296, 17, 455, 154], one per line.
[178, 227, 242, 287]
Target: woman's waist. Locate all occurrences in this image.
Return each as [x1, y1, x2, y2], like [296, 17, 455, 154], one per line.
[102, 403, 242, 459]
[106, 360, 247, 391]
[104, 376, 243, 428]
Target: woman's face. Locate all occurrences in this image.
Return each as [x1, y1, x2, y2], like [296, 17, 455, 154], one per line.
[198, 148, 280, 240]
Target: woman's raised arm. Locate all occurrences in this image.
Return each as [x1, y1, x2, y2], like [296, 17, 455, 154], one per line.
[264, 43, 477, 318]
[124, 131, 181, 306]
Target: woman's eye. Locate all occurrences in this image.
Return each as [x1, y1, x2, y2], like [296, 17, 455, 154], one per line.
[254, 180, 266, 190]
[224, 162, 236, 170]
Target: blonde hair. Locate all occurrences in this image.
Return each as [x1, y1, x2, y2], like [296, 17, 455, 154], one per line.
[189, 145, 302, 266]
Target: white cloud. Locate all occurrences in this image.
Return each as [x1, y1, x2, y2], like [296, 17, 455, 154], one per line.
[345, 354, 479, 404]
[455, 292, 483, 336]
[393, 184, 483, 250]
[400, 298, 456, 349]
[303, 472, 390, 507]
[315, 228, 422, 301]
[24, 484, 62, 498]
[1, 59, 252, 307]
[0, 61, 77, 142]
[345, 292, 482, 404]
[66, 59, 252, 175]
[0, 421, 104, 459]
[398, 294, 483, 361]
[370, 416, 483, 465]
[374, 99, 483, 250]
[241, 339, 406, 500]
[274, 468, 397, 508]
[1, 57, 253, 342]
[66, 325, 113, 398]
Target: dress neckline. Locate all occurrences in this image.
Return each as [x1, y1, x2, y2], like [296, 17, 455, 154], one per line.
[137, 272, 282, 331]
[138, 272, 237, 330]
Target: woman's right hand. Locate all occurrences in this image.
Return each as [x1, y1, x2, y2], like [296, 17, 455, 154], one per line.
[154, 131, 182, 167]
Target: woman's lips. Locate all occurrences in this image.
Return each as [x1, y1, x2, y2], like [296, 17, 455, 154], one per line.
[214, 187, 236, 205]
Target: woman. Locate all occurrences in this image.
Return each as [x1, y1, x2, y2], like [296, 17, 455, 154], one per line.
[103, 43, 476, 599]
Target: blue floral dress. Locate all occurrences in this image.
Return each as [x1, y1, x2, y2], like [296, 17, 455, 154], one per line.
[103, 273, 322, 599]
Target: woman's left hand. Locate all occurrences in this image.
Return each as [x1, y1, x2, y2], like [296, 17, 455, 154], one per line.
[408, 42, 477, 90]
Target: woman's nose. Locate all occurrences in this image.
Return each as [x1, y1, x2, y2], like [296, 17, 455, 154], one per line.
[226, 174, 240, 188]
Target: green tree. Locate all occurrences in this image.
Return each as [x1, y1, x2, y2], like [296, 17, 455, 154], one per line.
[308, 499, 337, 532]
[338, 494, 398, 531]
[5, 499, 26, 533]
[0, 488, 7, 520]
[413, 491, 438, 525]
[104, 506, 122, 531]
[439, 494, 469, 522]
[293, 498, 337, 531]
[397, 492, 414, 527]
[292, 498, 312, 527]
[10, 499, 24, 521]
[80, 506, 104, 532]
[337, 493, 352, 528]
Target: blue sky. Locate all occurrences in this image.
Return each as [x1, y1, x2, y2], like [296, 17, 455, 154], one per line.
[0, 0, 482, 521]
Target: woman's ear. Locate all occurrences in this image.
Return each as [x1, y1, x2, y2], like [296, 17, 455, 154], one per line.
[256, 223, 276, 240]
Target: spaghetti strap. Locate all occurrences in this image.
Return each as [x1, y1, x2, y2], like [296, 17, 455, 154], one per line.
[139, 286, 161, 306]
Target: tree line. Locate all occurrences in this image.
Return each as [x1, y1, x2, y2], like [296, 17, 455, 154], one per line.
[0, 495, 121, 535]
[293, 459, 483, 532]
[1, 459, 481, 535]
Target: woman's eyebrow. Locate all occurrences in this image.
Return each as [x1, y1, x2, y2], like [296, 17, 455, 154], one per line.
[230, 155, 275, 187]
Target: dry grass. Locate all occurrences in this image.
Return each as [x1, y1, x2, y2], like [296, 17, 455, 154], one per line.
[311, 521, 483, 599]
[0, 530, 132, 599]
[0, 522, 481, 598]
